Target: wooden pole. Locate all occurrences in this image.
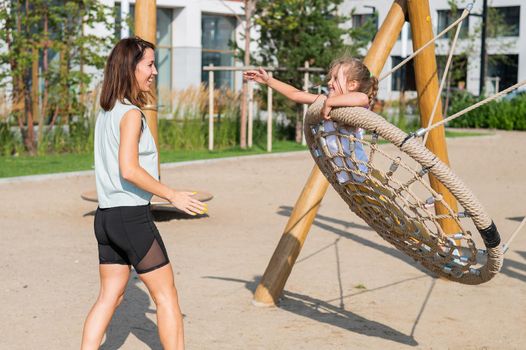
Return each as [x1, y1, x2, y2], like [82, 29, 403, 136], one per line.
[31, 47, 39, 143]
[248, 81, 253, 148]
[253, 0, 408, 307]
[407, 0, 460, 235]
[267, 72, 273, 152]
[134, 0, 158, 169]
[208, 64, 214, 151]
[302, 61, 309, 146]
[240, 0, 254, 149]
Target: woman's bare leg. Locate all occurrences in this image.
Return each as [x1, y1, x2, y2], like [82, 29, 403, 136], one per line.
[81, 264, 131, 350]
[139, 263, 184, 350]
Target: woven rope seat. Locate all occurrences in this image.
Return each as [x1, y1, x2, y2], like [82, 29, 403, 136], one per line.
[304, 99, 503, 284]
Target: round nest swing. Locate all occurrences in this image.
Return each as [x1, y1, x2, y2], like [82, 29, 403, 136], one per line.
[304, 99, 503, 284]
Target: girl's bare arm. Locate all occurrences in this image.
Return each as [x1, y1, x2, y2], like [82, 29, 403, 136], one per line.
[321, 92, 369, 120]
[325, 92, 369, 108]
[244, 68, 320, 104]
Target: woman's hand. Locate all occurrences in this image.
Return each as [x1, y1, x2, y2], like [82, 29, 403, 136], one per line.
[243, 67, 270, 85]
[167, 190, 207, 216]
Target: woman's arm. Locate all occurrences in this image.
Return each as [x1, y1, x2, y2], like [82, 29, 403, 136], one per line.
[119, 110, 206, 215]
[244, 68, 320, 104]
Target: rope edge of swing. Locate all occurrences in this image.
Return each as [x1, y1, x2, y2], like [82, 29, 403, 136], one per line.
[304, 100, 503, 284]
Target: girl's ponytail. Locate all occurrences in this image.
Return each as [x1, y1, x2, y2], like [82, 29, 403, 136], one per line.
[367, 75, 379, 109]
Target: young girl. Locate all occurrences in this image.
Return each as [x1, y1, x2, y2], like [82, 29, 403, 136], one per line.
[244, 56, 378, 182]
[243, 56, 378, 118]
[81, 37, 205, 350]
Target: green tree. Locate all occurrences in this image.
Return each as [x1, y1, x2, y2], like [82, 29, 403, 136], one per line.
[253, 0, 373, 142]
[0, 0, 115, 155]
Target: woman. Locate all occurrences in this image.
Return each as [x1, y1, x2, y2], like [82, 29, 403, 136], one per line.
[81, 37, 204, 350]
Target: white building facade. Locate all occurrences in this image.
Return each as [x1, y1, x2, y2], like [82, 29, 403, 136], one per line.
[342, 0, 525, 100]
[102, 0, 524, 102]
[102, 0, 246, 109]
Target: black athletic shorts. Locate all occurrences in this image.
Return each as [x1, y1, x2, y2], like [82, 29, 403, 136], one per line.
[94, 204, 170, 274]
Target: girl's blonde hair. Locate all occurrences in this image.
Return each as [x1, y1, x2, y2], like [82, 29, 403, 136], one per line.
[327, 56, 379, 109]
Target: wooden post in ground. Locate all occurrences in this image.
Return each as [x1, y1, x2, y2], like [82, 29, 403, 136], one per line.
[407, 0, 460, 234]
[253, 0, 409, 307]
[31, 47, 39, 147]
[248, 81, 254, 148]
[302, 61, 310, 146]
[208, 64, 214, 151]
[267, 72, 273, 152]
[134, 0, 158, 169]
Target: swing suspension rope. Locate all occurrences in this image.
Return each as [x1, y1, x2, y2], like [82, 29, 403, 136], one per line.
[378, 5, 473, 82]
[421, 5, 466, 144]
[414, 79, 526, 138]
[375, 1, 526, 142]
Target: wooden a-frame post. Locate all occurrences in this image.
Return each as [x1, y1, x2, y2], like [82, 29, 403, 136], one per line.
[253, 0, 410, 307]
[407, 0, 460, 233]
[134, 0, 159, 171]
[253, 0, 461, 307]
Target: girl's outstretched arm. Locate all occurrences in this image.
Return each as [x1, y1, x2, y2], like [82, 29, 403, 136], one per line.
[244, 67, 320, 104]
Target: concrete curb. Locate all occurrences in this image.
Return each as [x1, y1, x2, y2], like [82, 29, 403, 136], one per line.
[0, 150, 309, 185]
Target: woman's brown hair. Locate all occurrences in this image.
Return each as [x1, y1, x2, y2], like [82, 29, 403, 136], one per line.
[100, 37, 155, 111]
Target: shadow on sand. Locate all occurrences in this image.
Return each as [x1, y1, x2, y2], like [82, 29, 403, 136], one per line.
[204, 275, 420, 347]
[277, 205, 432, 275]
[499, 216, 526, 283]
[82, 208, 208, 222]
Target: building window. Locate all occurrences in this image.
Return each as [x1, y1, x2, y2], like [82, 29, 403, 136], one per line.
[201, 14, 236, 89]
[437, 9, 470, 38]
[114, 2, 122, 40]
[352, 13, 378, 42]
[156, 7, 173, 112]
[391, 56, 416, 92]
[487, 54, 518, 92]
[352, 13, 377, 29]
[487, 6, 520, 38]
[436, 55, 468, 90]
[128, 5, 173, 112]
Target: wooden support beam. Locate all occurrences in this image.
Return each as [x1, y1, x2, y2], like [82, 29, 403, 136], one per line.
[253, 0, 408, 307]
[267, 72, 273, 152]
[407, 0, 460, 234]
[208, 65, 214, 151]
[134, 0, 159, 170]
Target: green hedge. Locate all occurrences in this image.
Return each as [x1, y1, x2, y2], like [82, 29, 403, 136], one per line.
[158, 117, 292, 151]
[447, 91, 526, 130]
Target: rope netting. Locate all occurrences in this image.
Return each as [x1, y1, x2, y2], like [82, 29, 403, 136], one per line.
[305, 99, 503, 284]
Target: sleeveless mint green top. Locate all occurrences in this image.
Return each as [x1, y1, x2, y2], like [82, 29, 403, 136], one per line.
[94, 99, 159, 208]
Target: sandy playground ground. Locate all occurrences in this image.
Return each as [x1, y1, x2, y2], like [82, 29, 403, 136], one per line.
[0, 130, 525, 349]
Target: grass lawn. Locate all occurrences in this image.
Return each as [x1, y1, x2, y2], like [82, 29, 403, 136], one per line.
[0, 129, 492, 178]
[444, 129, 492, 138]
[0, 140, 307, 178]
